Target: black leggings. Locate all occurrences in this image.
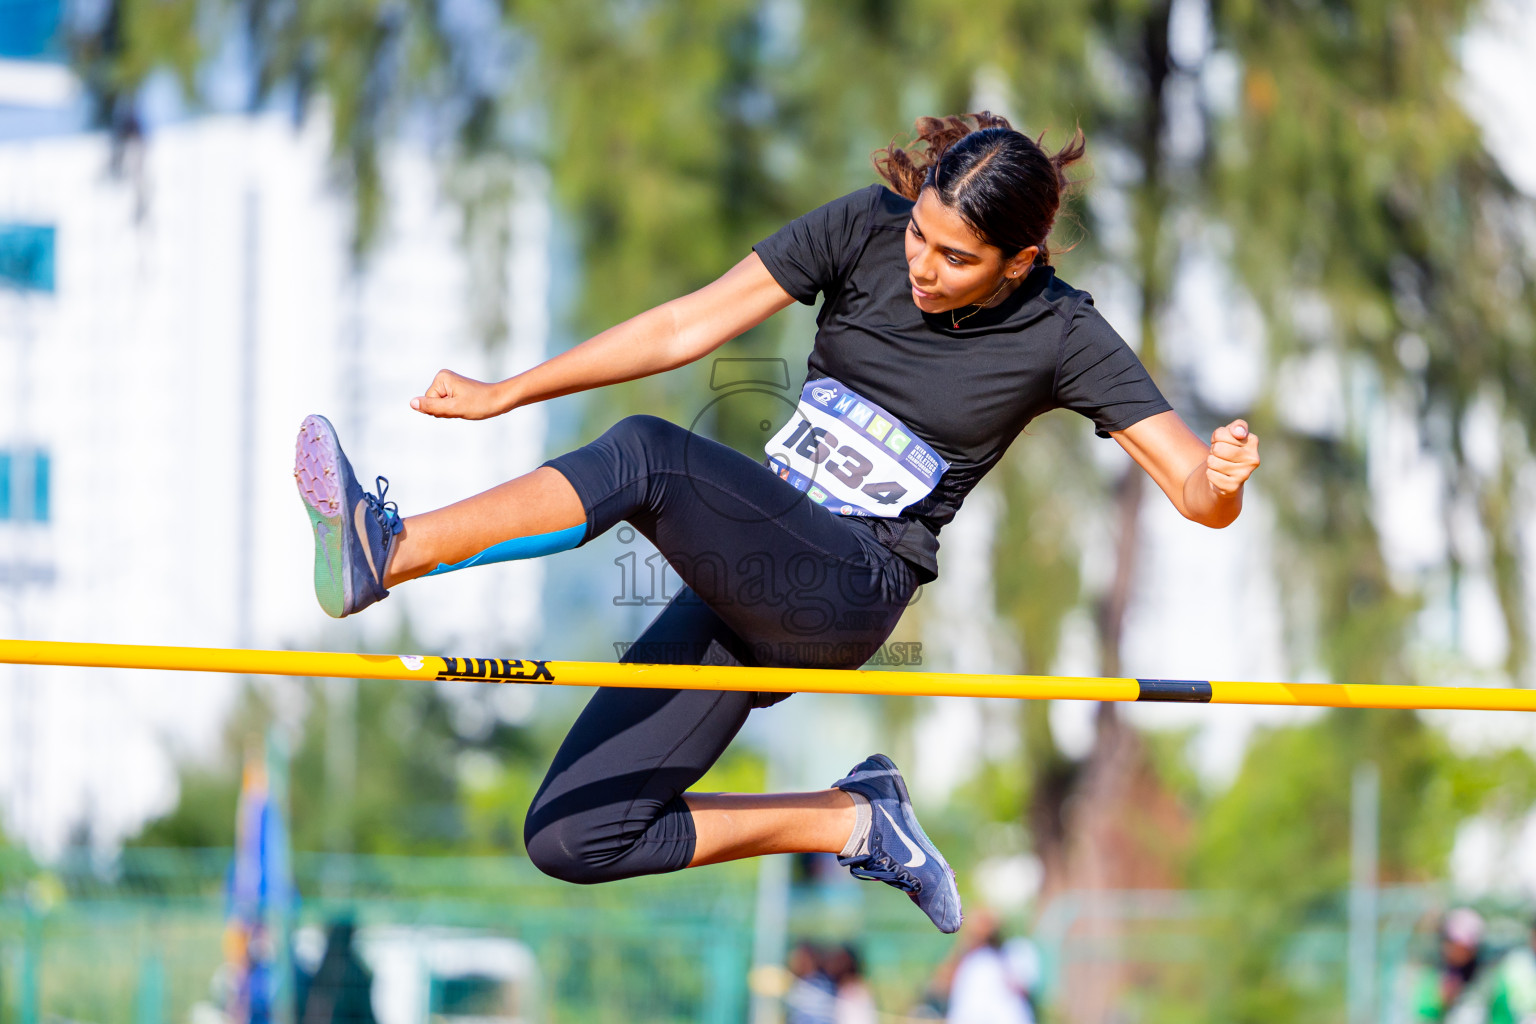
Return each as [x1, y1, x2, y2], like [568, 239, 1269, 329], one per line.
[523, 415, 918, 883]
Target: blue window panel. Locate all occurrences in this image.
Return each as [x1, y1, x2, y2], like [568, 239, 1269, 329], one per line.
[0, 451, 9, 520]
[0, 0, 63, 60]
[30, 450, 47, 522]
[0, 223, 56, 293]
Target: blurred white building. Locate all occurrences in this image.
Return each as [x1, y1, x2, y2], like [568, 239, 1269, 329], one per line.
[0, 94, 556, 850]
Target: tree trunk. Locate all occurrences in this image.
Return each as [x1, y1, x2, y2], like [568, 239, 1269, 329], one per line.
[1029, 6, 1182, 1022]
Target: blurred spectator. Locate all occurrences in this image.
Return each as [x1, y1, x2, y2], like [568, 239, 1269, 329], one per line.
[1489, 916, 1536, 1024]
[946, 911, 1034, 1024]
[299, 920, 377, 1024]
[1405, 908, 1489, 1022]
[824, 943, 877, 1024]
[785, 940, 837, 1024]
[1001, 935, 1043, 1020]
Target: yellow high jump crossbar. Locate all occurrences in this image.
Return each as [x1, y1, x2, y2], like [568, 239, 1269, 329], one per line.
[1, 637, 1534, 712]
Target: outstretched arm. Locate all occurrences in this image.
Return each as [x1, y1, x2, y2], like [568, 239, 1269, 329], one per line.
[412, 253, 796, 419]
[1111, 411, 1261, 528]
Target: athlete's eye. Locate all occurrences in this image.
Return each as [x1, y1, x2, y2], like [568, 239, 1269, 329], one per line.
[945, 254, 964, 266]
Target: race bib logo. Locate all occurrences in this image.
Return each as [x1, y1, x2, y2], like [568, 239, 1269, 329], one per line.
[906, 448, 939, 476]
[764, 378, 948, 518]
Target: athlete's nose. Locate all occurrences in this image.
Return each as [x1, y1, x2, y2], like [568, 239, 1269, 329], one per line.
[909, 249, 939, 287]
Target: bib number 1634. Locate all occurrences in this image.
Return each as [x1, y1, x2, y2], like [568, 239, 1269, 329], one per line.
[778, 418, 908, 506]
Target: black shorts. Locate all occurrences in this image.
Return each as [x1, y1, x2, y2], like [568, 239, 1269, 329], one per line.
[523, 415, 918, 883]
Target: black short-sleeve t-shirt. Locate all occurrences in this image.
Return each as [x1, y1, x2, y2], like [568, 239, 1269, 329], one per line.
[753, 184, 1171, 578]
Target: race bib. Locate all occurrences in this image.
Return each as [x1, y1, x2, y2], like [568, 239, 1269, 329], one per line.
[764, 377, 948, 517]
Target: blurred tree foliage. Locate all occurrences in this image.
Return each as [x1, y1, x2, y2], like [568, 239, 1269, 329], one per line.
[1217, 0, 1536, 688]
[124, 666, 765, 855]
[0, 822, 28, 893]
[128, 676, 549, 854]
[1180, 712, 1536, 1023]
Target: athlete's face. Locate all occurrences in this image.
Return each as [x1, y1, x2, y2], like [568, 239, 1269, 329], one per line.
[905, 188, 1037, 314]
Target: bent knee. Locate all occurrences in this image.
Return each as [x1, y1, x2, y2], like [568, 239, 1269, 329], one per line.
[524, 800, 695, 885]
[524, 815, 604, 885]
[606, 414, 688, 461]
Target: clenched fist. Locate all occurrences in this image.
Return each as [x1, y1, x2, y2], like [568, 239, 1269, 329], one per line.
[410, 369, 506, 420]
[1207, 419, 1260, 496]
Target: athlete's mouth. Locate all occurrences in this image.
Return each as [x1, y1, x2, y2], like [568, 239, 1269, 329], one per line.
[909, 280, 940, 301]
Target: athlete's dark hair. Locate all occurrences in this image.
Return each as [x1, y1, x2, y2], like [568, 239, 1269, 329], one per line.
[873, 111, 1086, 266]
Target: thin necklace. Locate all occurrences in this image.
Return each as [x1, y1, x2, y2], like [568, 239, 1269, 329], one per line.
[951, 276, 1013, 329]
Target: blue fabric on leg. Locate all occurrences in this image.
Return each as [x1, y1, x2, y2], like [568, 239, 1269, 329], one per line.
[423, 522, 586, 577]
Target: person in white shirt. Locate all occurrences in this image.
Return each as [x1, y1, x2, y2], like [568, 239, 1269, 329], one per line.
[946, 913, 1035, 1024]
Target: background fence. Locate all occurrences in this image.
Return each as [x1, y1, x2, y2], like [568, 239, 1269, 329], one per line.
[1, 848, 1531, 1023]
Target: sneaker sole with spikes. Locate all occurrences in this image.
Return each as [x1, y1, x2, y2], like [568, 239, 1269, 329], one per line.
[294, 414, 351, 618]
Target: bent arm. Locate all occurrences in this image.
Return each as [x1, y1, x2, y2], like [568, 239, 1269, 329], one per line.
[1111, 410, 1260, 528]
[495, 253, 795, 413]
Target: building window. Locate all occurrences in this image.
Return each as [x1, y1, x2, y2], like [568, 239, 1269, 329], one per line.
[0, 448, 50, 523]
[0, 0, 63, 61]
[0, 223, 55, 293]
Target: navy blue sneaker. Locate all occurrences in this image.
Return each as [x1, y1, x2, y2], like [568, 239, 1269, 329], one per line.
[832, 754, 962, 933]
[294, 414, 404, 618]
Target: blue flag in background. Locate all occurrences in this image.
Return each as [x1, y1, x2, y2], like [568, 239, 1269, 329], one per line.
[225, 738, 295, 1024]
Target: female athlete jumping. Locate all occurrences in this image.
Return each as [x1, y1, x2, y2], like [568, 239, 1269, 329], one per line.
[293, 112, 1261, 933]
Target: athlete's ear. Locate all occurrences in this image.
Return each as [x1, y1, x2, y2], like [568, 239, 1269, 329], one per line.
[1006, 246, 1038, 278]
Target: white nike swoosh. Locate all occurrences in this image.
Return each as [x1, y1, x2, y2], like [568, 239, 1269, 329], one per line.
[355, 502, 381, 584]
[879, 806, 927, 869]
